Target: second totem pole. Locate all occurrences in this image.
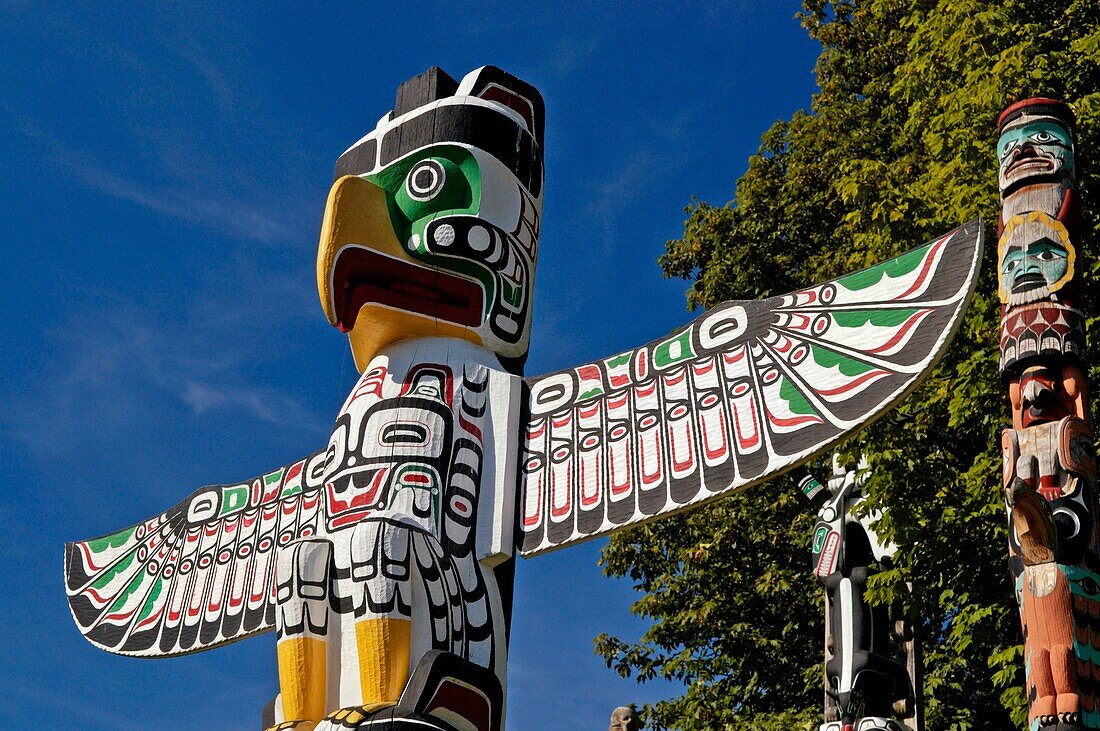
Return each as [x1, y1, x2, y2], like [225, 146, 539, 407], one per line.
[998, 98, 1100, 730]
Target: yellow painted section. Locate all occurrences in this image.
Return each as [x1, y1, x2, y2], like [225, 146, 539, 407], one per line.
[277, 637, 327, 723]
[354, 616, 411, 704]
[316, 175, 482, 372]
[347, 305, 483, 372]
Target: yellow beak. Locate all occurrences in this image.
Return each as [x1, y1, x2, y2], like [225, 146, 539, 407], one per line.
[316, 175, 482, 372]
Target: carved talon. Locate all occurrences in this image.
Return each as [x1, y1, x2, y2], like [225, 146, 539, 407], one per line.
[1008, 477, 1058, 565]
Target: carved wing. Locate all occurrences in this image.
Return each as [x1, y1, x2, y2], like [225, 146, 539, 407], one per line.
[519, 221, 983, 555]
[65, 452, 327, 656]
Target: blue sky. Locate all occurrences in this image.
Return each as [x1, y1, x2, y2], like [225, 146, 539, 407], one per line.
[0, 3, 820, 728]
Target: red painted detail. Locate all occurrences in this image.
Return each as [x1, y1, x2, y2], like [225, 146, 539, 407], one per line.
[702, 410, 730, 462]
[325, 470, 386, 522]
[607, 391, 630, 409]
[669, 421, 696, 474]
[865, 310, 931, 354]
[580, 452, 602, 508]
[640, 429, 663, 487]
[424, 678, 491, 731]
[135, 602, 165, 630]
[351, 366, 387, 403]
[403, 473, 432, 485]
[521, 477, 542, 527]
[895, 234, 948, 300]
[549, 460, 572, 519]
[551, 413, 573, 429]
[399, 363, 454, 404]
[458, 411, 484, 441]
[767, 408, 825, 428]
[333, 247, 483, 332]
[732, 401, 761, 451]
[816, 531, 840, 577]
[723, 346, 747, 365]
[578, 402, 600, 419]
[331, 509, 373, 529]
[664, 368, 687, 386]
[577, 364, 602, 382]
[817, 369, 889, 397]
[692, 359, 715, 376]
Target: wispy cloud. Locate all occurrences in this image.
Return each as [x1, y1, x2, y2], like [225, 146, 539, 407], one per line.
[2, 291, 328, 460]
[5, 109, 298, 244]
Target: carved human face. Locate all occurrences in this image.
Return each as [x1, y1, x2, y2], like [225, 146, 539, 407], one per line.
[998, 114, 1074, 193]
[998, 212, 1074, 306]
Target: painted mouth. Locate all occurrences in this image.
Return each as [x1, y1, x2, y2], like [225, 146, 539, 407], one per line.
[332, 246, 484, 332]
[1004, 150, 1057, 180]
[1011, 272, 1048, 293]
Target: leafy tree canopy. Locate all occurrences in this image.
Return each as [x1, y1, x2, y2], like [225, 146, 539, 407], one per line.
[596, 1, 1100, 728]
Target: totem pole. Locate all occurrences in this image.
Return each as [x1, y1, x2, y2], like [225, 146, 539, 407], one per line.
[997, 98, 1100, 730]
[64, 66, 983, 730]
[800, 459, 921, 731]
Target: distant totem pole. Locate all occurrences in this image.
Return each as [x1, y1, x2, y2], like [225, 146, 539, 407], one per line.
[997, 98, 1100, 730]
[800, 459, 921, 731]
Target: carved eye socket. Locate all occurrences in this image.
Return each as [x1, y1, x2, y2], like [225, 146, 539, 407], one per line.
[406, 159, 446, 201]
[1077, 576, 1100, 596]
[1031, 130, 1056, 144]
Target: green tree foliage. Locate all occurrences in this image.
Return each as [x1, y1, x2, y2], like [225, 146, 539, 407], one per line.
[596, 1, 1100, 728]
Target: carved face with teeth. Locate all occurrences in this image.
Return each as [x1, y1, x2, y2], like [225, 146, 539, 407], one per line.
[316, 66, 544, 374]
[997, 98, 1075, 195]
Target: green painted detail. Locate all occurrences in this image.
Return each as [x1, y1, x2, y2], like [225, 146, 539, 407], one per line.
[501, 280, 522, 307]
[811, 345, 874, 376]
[604, 353, 631, 369]
[832, 308, 918, 328]
[87, 526, 136, 554]
[802, 476, 824, 497]
[778, 377, 817, 415]
[281, 483, 303, 498]
[392, 464, 442, 527]
[263, 468, 285, 488]
[394, 158, 472, 223]
[108, 570, 147, 613]
[578, 387, 604, 401]
[91, 551, 136, 590]
[812, 525, 828, 553]
[136, 577, 164, 622]
[653, 328, 696, 369]
[837, 243, 930, 291]
[220, 486, 248, 516]
[368, 144, 482, 245]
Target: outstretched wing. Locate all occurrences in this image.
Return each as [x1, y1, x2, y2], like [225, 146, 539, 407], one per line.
[519, 221, 983, 555]
[65, 452, 327, 656]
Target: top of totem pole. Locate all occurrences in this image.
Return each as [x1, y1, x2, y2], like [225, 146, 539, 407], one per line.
[315, 66, 546, 374]
[997, 96, 1075, 131]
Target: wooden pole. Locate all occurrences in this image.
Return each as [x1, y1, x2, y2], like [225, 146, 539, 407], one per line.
[997, 98, 1098, 731]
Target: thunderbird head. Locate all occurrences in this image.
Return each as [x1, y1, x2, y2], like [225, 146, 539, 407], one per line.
[317, 66, 545, 374]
